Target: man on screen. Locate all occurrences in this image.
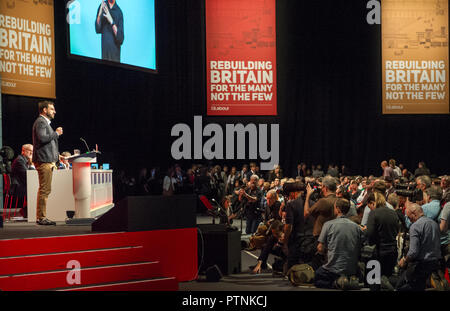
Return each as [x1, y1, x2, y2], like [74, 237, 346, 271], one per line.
[95, 0, 124, 62]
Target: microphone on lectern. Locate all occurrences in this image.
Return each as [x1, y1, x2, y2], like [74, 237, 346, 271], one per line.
[80, 137, 90, 153]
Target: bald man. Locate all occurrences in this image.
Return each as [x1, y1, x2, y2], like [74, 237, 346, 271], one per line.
[10, 144, 35, 218]
[397, 203, 442, 291]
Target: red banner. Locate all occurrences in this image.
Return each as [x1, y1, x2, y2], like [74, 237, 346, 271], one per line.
[206, 0, 277, 116]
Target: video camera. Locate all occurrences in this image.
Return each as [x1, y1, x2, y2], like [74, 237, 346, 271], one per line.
[0, 146, 14, 174]
[282, 181, 321, 201]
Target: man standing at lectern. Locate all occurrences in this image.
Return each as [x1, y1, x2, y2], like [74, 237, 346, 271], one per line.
[32, 101, 63, 226]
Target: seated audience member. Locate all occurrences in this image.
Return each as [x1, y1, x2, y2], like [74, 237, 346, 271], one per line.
[240, 164, 249, 181]
[272, 178, 282, 192]
[414, 161, 431, 177]
[314, 199, 363, 290]
[357, 177, 376, 209]
[137, 167, 150, 195]
[174, 164, 188, 194]
[366, 192, 400, 291]
[247, 162, 258, 180]
[397, 203, 442, 291]
[58, 151, 71, 169]
[226, 166, 240, 195]
[349, 180, 361, 203]
[268, 165, 283, 182]
[10, 144, 35, 218]
[283, 182, 315, 271]
[251, 220, 287, 274]
[257, 178, 265, 192]
[441, 176, 450, 205]
[162, 167, 177, 196]
[293, 163, 305, 178]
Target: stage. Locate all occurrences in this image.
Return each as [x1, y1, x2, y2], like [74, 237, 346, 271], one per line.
[0, 220, 198, 291]
[0, 222, 92, 240]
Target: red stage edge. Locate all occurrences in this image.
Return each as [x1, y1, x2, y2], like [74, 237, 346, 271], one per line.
[0, 228, 197, 291]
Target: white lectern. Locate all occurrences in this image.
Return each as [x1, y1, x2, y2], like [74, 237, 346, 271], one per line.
[67, 151, 100, 224]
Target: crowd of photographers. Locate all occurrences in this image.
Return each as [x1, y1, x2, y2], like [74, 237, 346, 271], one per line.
[116, 160, 449, 291]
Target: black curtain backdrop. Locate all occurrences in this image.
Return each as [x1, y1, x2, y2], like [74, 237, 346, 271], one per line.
[1, 0, 449, 177]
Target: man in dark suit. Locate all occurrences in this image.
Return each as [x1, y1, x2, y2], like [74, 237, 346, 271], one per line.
[32, 101, 63, 225]
[10, 144, 35, 218]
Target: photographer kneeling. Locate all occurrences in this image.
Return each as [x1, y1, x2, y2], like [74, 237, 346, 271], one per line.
[314, 199, 363, 290]
[397, 203, 442, 291]
[251, 220, 287, 274]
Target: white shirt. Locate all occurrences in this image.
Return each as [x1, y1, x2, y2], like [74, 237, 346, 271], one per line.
[40, 114, 51, 125]
[163, 176, 177, 191]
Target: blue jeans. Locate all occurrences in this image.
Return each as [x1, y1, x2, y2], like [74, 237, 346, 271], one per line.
[314, 266, 340, 289]
[246, 215, 262, 234]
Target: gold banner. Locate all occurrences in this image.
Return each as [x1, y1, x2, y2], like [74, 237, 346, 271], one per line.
[382, 0, 449, 114]
[0, 0, 55, 98]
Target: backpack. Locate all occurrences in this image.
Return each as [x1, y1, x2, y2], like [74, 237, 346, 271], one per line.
[247, 224, 269, 250]
[287, 264, 315, 286]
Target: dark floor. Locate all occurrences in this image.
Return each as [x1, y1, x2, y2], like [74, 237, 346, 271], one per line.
[0, 221, 94, 240]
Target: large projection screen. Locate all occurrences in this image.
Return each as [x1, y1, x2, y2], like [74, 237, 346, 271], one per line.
[382, 0, 449, 114]
[67, 0, 157, 73]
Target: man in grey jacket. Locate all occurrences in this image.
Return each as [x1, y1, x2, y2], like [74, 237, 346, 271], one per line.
[397, 203, 442, 290]
[32, 101, 63, 225]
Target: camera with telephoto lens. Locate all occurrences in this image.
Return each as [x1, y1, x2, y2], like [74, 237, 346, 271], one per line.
[281, 181, 305, 196]
[394, 183, 423, 202]
[0, 146, 14, 174]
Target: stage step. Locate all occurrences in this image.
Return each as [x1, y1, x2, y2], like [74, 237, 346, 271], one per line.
[59, 277, 179, 291]
[0, 232, 142, 257]
[0, 261, 163, 291]
[0, 246, 147, 276]
[0, 229, 198, 289]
